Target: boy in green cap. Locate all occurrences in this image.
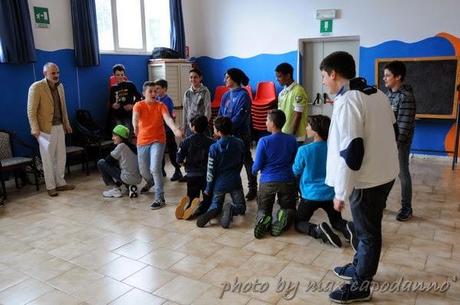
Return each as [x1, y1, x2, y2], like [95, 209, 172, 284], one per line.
[97, 124, 142, 198]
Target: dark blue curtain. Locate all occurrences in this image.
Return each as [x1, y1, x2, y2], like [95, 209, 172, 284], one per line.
[0, 0, 36, 64]
[169, 0, 186, 58]
[70, 0, 100, 67]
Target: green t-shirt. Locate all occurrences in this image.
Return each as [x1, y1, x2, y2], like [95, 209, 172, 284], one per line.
[278, 82, 309, 140]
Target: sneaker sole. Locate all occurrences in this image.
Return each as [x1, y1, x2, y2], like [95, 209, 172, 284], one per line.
[333, 269, 353, 281]
[271, 210, 288, 237]
[254, 216, 272, 239]
[347, 223, 358, 252]
[151, 203, 166, 210]
[396, 214, 413, 222]
[183, 198, 201, 220]
[329, 294, 371, 304]
[175, 196, 189, 219]
[320, 223, 342, 248]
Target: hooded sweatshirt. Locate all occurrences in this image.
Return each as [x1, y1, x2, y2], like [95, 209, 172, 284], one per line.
[218, 87, 251, 136]
[205, 135, 245, 193]
[385, 84, 416, 145]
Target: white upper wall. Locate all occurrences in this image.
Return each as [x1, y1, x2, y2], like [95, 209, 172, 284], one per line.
[28, 0, 460, 56]
[28, 0, 74, 50]
[183, 0, 460, 58]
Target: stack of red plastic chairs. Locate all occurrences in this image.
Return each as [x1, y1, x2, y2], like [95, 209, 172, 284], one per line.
[251, 81, 277, 132]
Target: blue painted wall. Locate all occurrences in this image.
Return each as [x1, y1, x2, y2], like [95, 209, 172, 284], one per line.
[0, 50, 150, 153]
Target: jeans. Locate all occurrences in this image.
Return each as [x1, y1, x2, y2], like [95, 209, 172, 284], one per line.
[138, 142, 166, 201]
[398, 142, 412, 210]
[208, 187, 246, 215]
[350, 180, 395, 283]
[256, 181, 297, 223]
[295, 199, 347, 236]
[236, 133, 257, 192]
[97, 159, 122, 186]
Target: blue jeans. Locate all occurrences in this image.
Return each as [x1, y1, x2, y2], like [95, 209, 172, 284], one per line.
[138, 142, 166, 201]
[398, 142, 412, 210]
[350, 180, 395, 283]
[97, 159, 121, 186]
[208, 187, 246, 215]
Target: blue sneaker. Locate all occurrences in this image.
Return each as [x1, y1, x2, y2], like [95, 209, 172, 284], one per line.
[333, 263, 355, 281]
[329, 283, 371, 304]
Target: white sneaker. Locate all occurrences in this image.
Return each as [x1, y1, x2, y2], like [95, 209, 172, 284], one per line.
[102, 187, 122, 198]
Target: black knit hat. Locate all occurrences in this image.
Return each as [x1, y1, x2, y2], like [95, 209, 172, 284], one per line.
[226, 68, 249, 86]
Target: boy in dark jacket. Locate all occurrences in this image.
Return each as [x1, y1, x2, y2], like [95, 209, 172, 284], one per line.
[175, 115, 214, 219]
[196, 116, 246, 228]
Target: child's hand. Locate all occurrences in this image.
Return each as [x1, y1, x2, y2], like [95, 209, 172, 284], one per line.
[333, 198, 345, 212]
[173, 128, 183, 138]
[112, 103, 121, 110]
[123, 104, 133, 111]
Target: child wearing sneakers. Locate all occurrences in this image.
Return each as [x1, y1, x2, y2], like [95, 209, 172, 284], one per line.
[252, 109, 298, 239]
[97, 125, 141, 198]
[154, 79, 184, 182]
[175, 115, 214, 219]
[196, 116, 246, 228]
[133, 81, 183, 209]
[292, 115, 356, 249]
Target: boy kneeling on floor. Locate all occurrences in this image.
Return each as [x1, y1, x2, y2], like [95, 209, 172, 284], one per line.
[196, 116, 246, 228]
[97, 125, 141, 198]
[175, 115, 214, 219]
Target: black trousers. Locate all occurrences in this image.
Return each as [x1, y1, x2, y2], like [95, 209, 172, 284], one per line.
[187, 175, 211, 215]
[295, 198, 347, 237]
[235, 132, 257, 192]
[162, 129, 180, 171]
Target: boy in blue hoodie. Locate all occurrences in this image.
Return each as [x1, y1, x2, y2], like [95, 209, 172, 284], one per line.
[252, 109, 298, 239]
[196, 116, 246, 229]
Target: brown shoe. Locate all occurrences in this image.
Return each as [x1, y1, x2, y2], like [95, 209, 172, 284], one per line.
[56, 184, 75, 191]
[47, 189, 58, 197]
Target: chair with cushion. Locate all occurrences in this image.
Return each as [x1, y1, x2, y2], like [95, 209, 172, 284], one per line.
[0, 129, 40, 203]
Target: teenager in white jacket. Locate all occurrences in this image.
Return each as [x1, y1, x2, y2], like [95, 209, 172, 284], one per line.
[320, 51, 398, 304]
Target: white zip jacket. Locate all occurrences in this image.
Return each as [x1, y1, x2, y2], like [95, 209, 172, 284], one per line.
[326, 84, 398, 201]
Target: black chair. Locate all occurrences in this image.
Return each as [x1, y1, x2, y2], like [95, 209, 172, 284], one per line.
[73, 109, 114, 166]
[0, 129, 40, 203]
[65, 134, 89, 176]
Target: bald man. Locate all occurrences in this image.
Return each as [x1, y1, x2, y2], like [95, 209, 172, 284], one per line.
[27, 62, 75, 196]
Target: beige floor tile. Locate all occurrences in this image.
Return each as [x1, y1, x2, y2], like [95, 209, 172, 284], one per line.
[71, 277, 132, 305]
[238, 254, 290, 277]
[206, 246, 256, 268]
[275, 243, 323, 265]
[382, 247, 427, 270]
[139, 249, 187, 269]
[0, 278, 53, 305]
[243, 239, 288, 256]
[26, 289, 82, 305]
[48, 241, 99, 261]
[433, 230, 460, 245]
[21, 257, 76, 281]
[415, 293, 459, 305]
[0, 268, 29, 292]
[154, 275, 210, 304]
[70, 249, 121, 270]
[122, 265, 177, 292]
[109, 288, 165, 305]
[425, 255, 460, 277]
[311, 248, 353, 271]
[170, 255, 218, 279]
[112, 240, 156, 260]
[97, 257, 146, 281]
[247, 299, 272, 305]
[178, 238, 224, 258]
[191, 285, 250, 305]
[409, 238, 452, 259]
[47, 266, 104, 294]
[200, 265, 255, 287]
[214, 230, 254, 248]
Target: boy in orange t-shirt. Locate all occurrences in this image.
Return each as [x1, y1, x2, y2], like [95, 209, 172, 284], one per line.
[133, 81, 183, 209]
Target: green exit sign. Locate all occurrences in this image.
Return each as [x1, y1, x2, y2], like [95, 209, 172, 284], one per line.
[320, 19, 333, 34]
[34, 7, 50, 27]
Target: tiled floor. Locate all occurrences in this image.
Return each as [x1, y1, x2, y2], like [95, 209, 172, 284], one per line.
[0, 157, 459, 304]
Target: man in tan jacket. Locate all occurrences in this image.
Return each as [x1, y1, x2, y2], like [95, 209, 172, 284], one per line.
[27, 62, 75, 196]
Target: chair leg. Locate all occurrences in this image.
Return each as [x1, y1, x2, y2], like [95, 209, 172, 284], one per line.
[84, 151, 89, 176]
[34, 167, 39, 191]
[0, 172, 7, 201]
[14, 171, 20, 189]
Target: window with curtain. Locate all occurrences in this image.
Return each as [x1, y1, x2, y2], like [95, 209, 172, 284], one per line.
[95, 0, 170, 53]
